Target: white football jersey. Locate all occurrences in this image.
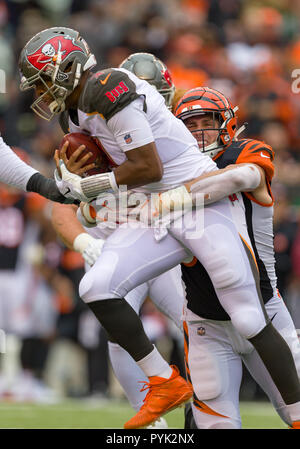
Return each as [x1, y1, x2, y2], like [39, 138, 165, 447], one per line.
[63, 68, 216, 193]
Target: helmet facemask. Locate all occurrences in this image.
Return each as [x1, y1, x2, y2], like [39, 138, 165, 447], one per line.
[20, 56, 86, 120]
[157, 83, 175, 110]
[175, 87, 240, 158]
[19, 27, 96, 121]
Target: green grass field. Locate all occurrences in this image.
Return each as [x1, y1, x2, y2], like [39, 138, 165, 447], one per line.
[0, 399, 288, 429]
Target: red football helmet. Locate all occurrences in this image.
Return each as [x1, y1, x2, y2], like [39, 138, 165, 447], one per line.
[174, 87, 241, 158]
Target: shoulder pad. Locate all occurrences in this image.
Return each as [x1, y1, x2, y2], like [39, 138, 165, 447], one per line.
[79, 69, 141, 121]
[235, 139, 275, 181]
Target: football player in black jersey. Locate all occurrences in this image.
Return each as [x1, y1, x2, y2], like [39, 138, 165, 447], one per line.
[170, 87, 300, 428]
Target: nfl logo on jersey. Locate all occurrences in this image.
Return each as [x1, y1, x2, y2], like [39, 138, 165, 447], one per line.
[124, 134, 132, 144]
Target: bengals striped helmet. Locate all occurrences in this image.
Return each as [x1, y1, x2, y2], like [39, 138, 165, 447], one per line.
[174, 87, 238, 158]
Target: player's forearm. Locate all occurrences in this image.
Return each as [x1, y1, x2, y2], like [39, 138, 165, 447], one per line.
[51, 203, 84, 249]
[154, 164, 262, 216]
[52, 203, 105, 266]
[0, 136, 37, 190]
[0, 137, 68, 202]
[186, 164, 262, 205]
[27, 172, 72, 203]
[80, 144, 163, 199]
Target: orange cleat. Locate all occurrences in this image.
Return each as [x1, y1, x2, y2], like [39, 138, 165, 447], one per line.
[124, 365, 193, 429]
[291, 421, 300, 429]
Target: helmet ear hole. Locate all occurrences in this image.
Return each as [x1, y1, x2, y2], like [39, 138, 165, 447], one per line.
[64, 62, 73, 73]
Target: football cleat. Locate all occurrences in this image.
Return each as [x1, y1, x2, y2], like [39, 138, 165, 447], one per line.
[124, 365, 193, 429]
[290, 421, 300, 429]
[146, 417, 168, 429]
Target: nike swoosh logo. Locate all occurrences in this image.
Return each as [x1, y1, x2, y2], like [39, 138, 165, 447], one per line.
[64, 187, 71, 195]
[100, 73, 111, 85]
[270, 313, 277, 322]
[260, 152, 270, 159]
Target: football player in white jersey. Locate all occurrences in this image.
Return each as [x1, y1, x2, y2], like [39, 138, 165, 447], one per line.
[51, 53, 182, 428]
[19, 27, 300, 429]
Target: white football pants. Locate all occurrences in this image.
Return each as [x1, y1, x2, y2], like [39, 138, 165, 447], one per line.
[183, 294, 300, 428]
[80, 197, 269, 341]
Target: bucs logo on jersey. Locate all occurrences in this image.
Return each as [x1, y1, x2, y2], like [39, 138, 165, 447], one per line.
[27, 35, 85, 71]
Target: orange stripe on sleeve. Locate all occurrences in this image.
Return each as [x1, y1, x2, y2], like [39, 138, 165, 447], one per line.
[183, 320, 192, 387]
[235, 139, 275, 182]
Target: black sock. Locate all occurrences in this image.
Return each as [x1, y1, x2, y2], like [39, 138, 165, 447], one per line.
[249, 322, 300, 404]
[87, 298, 154, 362]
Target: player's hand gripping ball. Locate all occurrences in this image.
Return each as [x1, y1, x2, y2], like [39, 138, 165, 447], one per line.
[59, 133, 112, 177]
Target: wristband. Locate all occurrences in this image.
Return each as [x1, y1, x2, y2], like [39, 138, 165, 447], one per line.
[80, 172, 118, 199]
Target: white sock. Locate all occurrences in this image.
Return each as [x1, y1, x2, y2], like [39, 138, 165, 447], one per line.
[136, 346, 173, 379]
[286, 402, 300, 422]
[108, 342, 147, 411]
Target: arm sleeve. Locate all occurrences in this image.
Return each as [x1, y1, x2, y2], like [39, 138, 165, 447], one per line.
[0, 136, 37, 191]
[26, 173, 78, 204]
[106, 97, 155, 152]
[190, 164, 261, 205]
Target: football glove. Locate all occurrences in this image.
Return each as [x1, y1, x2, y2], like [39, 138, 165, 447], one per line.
[73, 233, 104, 266]
[55, 161, 118, 202]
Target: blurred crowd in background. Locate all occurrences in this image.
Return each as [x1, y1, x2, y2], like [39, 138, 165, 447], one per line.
[0, 0, 298, 405]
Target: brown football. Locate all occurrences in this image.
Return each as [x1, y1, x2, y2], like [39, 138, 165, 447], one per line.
[59, 132, 112, 176]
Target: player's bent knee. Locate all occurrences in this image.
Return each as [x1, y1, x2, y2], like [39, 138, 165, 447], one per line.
[79, 268, 120, 303]
[231, 308, 266, 339]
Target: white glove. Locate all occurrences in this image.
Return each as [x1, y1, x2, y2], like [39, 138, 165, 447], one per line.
[55, 160, 118, 203]
[54, 162, 89, 202]
[73, 233, 104, 266]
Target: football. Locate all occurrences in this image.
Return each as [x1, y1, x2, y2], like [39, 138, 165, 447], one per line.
[59, 132, 112, 176]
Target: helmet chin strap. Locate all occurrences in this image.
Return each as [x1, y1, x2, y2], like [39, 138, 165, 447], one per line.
[234, 123, 246, 140]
